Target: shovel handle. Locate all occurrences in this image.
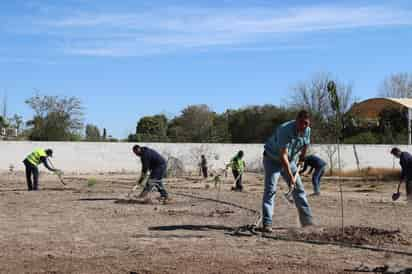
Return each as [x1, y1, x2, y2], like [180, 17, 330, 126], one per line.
[397, 180, 402, 193]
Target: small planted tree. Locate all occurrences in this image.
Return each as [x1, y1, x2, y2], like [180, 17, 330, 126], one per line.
[327, 80, 345, 236]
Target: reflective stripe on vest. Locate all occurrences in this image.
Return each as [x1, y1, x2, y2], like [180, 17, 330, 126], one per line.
[26, 149, 47, 166]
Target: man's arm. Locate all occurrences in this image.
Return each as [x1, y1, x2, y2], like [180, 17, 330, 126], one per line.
[300, 160, 309, 174]
[40, 157, 57, 172]
[299, 145, 308, 165]
[138, 156, 149, 184]
[280, 148, 295, 186]
[400, 158, 406, 182]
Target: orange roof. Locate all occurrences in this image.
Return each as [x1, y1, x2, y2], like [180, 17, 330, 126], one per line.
[349, 98, 412, 119]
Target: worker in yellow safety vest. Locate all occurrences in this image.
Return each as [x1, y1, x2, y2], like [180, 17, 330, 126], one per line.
[226, 150, 246, 192]
[23, 148, 60, 191]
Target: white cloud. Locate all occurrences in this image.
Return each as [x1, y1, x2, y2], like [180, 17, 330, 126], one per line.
[0, 57, 57, 65]
[15, 4, 412, 56]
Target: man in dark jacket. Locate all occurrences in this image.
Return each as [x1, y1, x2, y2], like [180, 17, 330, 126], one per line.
[390, 147, 412, 200]
[199, 155, 208, 178]
[300, 154, 327, 196]
[23, 148, 60, 191]
[133, 145, 169, 201]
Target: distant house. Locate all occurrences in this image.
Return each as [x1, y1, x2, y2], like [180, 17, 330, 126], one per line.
[349, 97, 412, 144]
[0, 127, 18, 139]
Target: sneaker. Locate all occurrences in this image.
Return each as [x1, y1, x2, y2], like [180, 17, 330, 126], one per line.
[302, 222, 314, 228]
[158, 196, 171, 204]
[261, 224, 273, 233]
[301, 223, 321, 233]
[309, 192, 320, 197]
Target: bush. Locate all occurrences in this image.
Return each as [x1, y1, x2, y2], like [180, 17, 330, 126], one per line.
[344, 132, 379, 144]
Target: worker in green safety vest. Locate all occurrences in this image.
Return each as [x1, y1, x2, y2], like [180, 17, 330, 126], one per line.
[23, 148, 60, 191]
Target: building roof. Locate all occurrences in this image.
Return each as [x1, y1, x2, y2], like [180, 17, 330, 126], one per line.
[349, 98, 412, 119]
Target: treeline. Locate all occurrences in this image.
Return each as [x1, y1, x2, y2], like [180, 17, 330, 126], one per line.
[128, 105, 299, 143]
[2, 72, 411, 143]
[129, 72, 412, 144]
[127, 104, 408, 144]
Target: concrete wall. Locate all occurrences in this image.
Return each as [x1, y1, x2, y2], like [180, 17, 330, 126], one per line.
[0, 141, 407, 174]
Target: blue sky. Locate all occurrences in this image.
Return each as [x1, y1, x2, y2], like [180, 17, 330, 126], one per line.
[1, 0, 411, 138]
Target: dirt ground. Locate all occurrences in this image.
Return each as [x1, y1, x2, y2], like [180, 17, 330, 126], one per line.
[0, 171, 411, 274]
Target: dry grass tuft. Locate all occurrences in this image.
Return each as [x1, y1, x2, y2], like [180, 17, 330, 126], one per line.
[326, 167, 400, 180]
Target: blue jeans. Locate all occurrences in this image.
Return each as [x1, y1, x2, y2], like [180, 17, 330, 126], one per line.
[143, 164, 168, 198]
[262, 155, 313, 226]
[312, 166, 325, 194]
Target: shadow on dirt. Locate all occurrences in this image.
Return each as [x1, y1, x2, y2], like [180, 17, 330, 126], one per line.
[42, 187, 78, 191]
[78, 198, 119, 201]
[0, 188, 76, 192]
[0, 189, 26, 192]
[132, 233, 210, 239]
[149, 224, 232, 232]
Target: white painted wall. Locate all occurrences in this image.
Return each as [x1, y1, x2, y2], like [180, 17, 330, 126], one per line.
[0, 142, 406, 174]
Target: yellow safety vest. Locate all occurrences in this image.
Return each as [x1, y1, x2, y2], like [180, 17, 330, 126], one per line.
[26, 148, 47, 166]
[230, 157, 245, 173]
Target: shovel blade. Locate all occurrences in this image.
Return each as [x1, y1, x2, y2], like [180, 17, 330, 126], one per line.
[392, 192, 401, 201]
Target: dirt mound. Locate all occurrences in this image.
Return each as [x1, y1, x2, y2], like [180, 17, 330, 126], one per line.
[294, 226, 411, 246]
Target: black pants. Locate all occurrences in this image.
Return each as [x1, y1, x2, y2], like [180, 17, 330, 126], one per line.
[201, 166, 208, 178]
[232, 170, 243, 191]
[143, 164, 168, 198]
[406, 180, 412, 199]
[23, 159, 39, 191]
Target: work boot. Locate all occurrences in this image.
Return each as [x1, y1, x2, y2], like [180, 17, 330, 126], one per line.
[137, 190, 150, 199]
[231, 186, 242, 192]
[261, 224, 273, 234]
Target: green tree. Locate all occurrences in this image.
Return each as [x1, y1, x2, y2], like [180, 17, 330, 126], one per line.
[209, 113, 231, 143]
[85, 124, 101, 141]
[0, 116, 8, 128]
[168, 105, 215, 143]
[25, 95, 84, 141]
[227, 105, 297, 143]
[102, 128, 107, 140]
[9, 114, 23, 133]
[136, 114, 168, 142]
[344, 132, 380, 144]
[377, 108, 408, 144]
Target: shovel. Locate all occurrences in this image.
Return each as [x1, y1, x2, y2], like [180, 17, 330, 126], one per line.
[392, 181, 402, 201]
[48, 159, 66, 185]
[283, 164, 302, 204]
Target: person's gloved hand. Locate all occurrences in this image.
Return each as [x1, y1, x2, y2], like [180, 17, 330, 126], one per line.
[138, 173, 148, 185]
[55, 169, 64, 176]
